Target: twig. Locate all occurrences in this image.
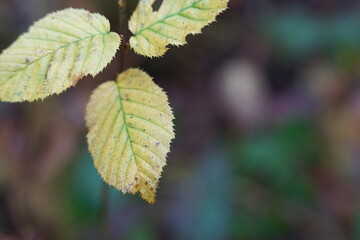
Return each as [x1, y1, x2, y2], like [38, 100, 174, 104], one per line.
[118, 0, 129, 72]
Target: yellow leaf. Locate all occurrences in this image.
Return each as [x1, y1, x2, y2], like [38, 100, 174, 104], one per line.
[86, 68, 175, 203]
[129, 0, 229, 57]
[0, 8, 121, 102]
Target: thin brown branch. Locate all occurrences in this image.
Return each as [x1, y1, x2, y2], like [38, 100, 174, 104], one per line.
[118, 0, 129, 72]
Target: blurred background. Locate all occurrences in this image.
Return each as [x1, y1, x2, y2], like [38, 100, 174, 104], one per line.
[0, 0, 360, 239]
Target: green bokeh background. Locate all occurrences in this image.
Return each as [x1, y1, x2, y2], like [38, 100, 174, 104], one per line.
[0, 0, 360, 239]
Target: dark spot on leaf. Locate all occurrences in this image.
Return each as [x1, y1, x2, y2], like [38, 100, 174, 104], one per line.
[25, 58, 30, 64]
[155, 142, 160, 147]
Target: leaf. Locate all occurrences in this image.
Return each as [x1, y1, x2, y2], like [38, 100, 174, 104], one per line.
[0, 8, 121, 102]
[86, 68, 175, 203]
[128, 0, 229, 57]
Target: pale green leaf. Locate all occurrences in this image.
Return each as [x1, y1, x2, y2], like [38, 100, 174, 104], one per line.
[0, 8, 121, 102]
[86, 68, 175, 203]
[129, 0, 229, 57]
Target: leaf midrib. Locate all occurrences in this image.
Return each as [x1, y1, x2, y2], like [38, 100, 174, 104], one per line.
[115, 83, 138, 186]
[0, 32, 109, 86]
[133, 0, 203, 35]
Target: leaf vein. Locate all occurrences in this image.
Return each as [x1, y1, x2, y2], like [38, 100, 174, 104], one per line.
[0, 33, 105, 87]
[125, 112, 173, 135]
[121, 98, 172, 117]
[134, 153, 160, 176]
[128, 125, 167, 150]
